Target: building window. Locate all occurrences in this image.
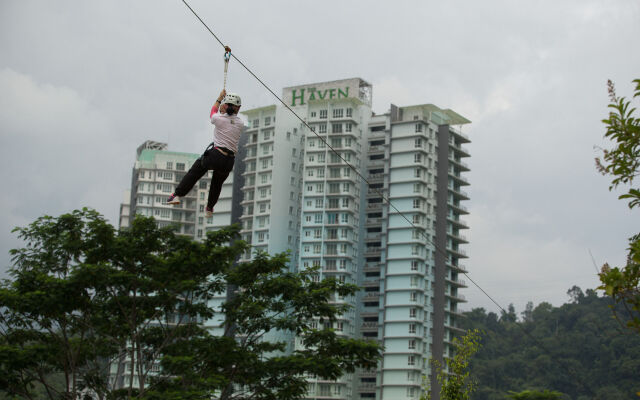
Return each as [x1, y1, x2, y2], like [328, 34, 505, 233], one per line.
[410, 292, 418, 302]
[166, 162, 173, 170]
[415, 138, 422, 148]
[414, 153, 422, 163]
[332, 108, 343, 118]
[414, 168, 421, 178]
[415, 123, 422, 133]
[411, 260, 419, 271]
[176, 163, 185, 171]
[319, 109, 327, 119]
[311, 111, 317, 118]
[346, 108, 352, 117]
[410, 308, 417, 318]
[332, 123, 343, 133]
[413, 199, 421, 209]
[318, 123, 327, 134]
[264, 116, 271, 126]
[408, 354, 415, 365]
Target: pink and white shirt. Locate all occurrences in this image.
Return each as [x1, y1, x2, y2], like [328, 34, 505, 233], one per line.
[210, 104, 245, 153]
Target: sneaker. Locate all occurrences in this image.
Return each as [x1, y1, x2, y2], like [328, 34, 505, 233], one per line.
[205, 206, 214, 218]
[167, 193, 181, 205]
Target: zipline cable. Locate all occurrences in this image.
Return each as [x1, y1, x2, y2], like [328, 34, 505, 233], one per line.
[179, 0, 591, 393]
[180, 0, 506, 318]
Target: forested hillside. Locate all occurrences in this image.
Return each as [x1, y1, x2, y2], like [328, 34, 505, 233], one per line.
[460, 287, 640, 399]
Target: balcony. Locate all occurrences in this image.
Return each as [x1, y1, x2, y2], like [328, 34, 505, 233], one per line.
[363, 263, 381, 273]
[448, 185, 469, 200]
[358, 382, 377, 390]
[366, 217, 382, 225]
[447, 263, 468, 273]
[446, 307, 466, 317]
[362, 291, 381, 300]
[447, 216, 469, 229]
[448, 202, 469, 214]
[447, 231, 468, 244]
[447, 247, 467, 258]
[445, 292, 467, 303]
[448, 171, 470, 186]
[365, 232, 382, 240]
[364, 246, 381, 254]
[450, 143, 470, 157]
[445, 277, 467, 288]
[449, 126, 470, 142]
[367, 187, 387, 195]
[449, 156, 470, 171]
[361, 322, 378, 330]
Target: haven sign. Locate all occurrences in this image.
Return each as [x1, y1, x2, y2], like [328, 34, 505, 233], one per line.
[288, 86, 351, 106]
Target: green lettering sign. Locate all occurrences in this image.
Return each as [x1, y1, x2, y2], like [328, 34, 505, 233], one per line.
[291, 88, 305, 106]
[291, 86, 351, 106]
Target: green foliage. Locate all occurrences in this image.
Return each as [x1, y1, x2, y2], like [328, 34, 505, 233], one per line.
[421, 329, 481, 400]
[460, 289, 640, 399]
[596, 78, 640, 335]
[0, 209, 382, 400]
[599, 234, 640, 334]
[507, 389, 564, 400]
[597, 78, 640, 208]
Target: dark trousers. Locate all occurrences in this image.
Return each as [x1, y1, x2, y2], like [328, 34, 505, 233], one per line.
[174, 146, 235, 209]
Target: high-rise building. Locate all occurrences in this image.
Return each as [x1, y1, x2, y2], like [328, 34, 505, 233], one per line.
[114, 140, 237, 389]
[119, 78, 471, 400]
[239, 78, 471, 400]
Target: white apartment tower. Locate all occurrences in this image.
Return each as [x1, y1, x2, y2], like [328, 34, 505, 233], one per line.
[240, 78, 471, 400]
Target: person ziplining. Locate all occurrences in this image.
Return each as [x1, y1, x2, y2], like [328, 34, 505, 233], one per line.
[167, 46, 245, 217]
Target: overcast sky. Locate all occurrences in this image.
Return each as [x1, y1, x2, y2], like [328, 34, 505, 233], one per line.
[1, 0, 639, 315]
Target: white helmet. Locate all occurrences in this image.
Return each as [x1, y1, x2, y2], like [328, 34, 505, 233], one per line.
[222, 92, 241, 107]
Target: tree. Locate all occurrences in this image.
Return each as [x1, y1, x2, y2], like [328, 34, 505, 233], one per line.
[0, 209, 119, 399]
[0, 209, 382, 399]
[421, 329, 481, 400]
[596, 78, 640, 334]
[460, 292, 640, 399]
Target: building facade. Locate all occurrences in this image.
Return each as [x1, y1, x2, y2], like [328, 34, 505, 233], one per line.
[240, 78, 471, 400]
[119, 78, 471, 399]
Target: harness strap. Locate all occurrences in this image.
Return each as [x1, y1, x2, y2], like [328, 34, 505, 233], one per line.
[223, 49, 231, 90]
